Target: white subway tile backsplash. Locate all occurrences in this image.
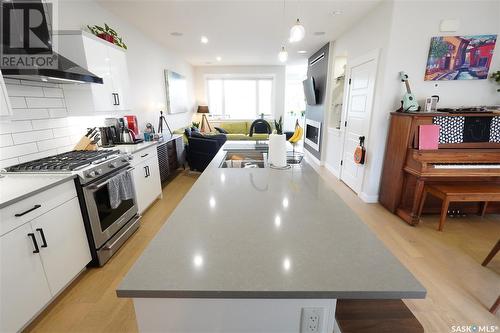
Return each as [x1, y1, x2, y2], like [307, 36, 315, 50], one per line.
[56, 145, 74, 154]
[32, 117, 68, 130]
[4, 78, 20, 85]
[11, 108, 50, 120]
[1, 80, 109, 163]
[43, 87, 64, 98]
[25, 97, 65, 109]
[0, 157, 19, 169]
[0, 143, 38, 160]
[0, 120, 33, 134]
[49, 108, 68, 118]
[12, 129, 53, 145]
[6, 84, 44, 97]
[18, 149, 58, 163]
[52, 126, 79, 138]
[9, 97, 27, 108]
[0, 134, 13, 148]
[37, 137, 70, 152]
[20, 80, 60, 88]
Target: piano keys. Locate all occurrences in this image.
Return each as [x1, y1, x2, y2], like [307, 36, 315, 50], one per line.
[379, 111, 500, 226]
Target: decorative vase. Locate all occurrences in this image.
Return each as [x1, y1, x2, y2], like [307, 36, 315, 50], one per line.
[268, 133, 287, 167]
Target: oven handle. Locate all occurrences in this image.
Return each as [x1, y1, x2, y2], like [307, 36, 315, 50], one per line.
[87, 167, 135, 191]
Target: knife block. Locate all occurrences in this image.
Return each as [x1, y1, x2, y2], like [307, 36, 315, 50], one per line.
[74, 136, 97, 151]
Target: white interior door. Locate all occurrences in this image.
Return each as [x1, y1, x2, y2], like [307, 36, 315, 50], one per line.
[339, 51, 378, 193]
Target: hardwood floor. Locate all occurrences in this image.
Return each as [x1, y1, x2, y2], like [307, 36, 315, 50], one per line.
[25, 167, 499, 333]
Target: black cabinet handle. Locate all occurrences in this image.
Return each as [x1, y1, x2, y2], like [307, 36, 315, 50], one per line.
[116, 93, 120, 105]
[28, 233, 39, 253]
[140, 153, 149, 158]
[36, 228, 48, 248]
[146, 166, 150, 177]
[144, 166, 148, 178]
[15, 204, 41, 217]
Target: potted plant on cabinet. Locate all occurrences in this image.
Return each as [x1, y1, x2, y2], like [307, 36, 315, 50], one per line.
[87, 23, 127, 50]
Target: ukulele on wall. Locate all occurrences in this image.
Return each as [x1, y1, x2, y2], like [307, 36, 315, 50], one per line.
[399, 71, 420, 112]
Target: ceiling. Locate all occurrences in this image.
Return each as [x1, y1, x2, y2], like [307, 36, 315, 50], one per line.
[98, 0, 381, 66]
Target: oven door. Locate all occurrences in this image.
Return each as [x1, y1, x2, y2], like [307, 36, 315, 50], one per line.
[82, 166, 138, 249]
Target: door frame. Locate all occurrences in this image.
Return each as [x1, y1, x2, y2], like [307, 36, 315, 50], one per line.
[338, 49, 380, 193]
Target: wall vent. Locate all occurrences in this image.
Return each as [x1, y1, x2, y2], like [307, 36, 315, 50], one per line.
[309, 53, 325, 67]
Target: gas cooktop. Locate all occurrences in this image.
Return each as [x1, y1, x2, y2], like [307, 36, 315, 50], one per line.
[4, 150, 120, 172]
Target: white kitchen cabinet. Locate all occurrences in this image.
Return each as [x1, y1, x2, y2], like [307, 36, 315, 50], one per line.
[31, 197, 91, 296]
[0, 70, 13, 117]
[0, 223, 52, 333]
[131, 150, 162, 214]
[56, 30, 130, 114]
[0, 182, 91, 332]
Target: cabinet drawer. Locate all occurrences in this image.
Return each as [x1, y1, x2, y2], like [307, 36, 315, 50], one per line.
[130, 146, 157, 167]
[0, 180, 77, 236]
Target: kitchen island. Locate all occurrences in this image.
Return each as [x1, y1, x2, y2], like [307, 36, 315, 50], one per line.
[117, 142, 425, 332]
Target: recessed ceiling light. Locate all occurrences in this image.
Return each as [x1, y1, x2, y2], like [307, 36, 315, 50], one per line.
[170, 32, 183, 37]
[313, 31, 326, 36]
[298, 50, 307, 54]
[216, 56, 222, 62]
[201, 36, 209, 44]
[332, 10, 343, 15]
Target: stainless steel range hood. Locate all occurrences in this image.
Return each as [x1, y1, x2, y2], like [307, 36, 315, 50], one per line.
[0, 0, 102, 84]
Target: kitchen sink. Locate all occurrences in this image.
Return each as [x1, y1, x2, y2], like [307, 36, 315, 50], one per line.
[220, 151, 268, 168]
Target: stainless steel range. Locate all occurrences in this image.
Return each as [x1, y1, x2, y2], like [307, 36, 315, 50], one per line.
[3, 150, 140, 266]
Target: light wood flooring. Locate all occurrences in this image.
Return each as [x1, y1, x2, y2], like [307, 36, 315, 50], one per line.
[25, 168, 499, 333]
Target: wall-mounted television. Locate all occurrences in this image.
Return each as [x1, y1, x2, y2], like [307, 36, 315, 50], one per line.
[303, 77, 317, 105]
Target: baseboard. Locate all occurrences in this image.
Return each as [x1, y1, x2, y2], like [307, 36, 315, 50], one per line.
[304, 149, 322, 166]
[324, 162, 340, 178]
[359, 192, 379, 203]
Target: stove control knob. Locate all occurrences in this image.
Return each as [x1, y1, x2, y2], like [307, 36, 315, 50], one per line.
[127, 154, 133, 160]
[86, 171, 96, 178]
[95, 169, 102, 175]
[109, 162, 117, 168]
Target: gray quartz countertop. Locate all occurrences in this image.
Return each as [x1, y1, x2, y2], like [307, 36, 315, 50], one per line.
[117, 143, 426, 299]
[106, 134, 182, 155]
[0, 174, 76, 209]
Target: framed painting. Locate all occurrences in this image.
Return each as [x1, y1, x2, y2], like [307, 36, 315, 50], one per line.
[424, 35, 497, 81]
[164, 70, 188, 113]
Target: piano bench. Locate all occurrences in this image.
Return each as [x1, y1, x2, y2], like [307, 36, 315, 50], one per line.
[417, 184, 500, 231]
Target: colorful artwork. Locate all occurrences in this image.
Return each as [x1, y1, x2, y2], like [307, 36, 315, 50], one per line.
[424, 35, 497, 81]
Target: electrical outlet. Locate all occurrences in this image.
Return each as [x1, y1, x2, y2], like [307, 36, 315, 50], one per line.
[300, 307, 324, 333]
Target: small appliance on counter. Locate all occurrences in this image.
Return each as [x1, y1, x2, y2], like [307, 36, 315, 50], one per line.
[103, 117, 144, 145]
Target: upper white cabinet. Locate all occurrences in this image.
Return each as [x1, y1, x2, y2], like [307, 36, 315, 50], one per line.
[55, 30, 131, 114]
[0, 70, 13, 117]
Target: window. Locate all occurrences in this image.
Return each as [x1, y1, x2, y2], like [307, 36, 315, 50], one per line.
[206, 77, 274, 119]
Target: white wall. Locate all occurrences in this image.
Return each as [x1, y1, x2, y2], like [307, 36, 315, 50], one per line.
[193, 65, 286, 119]
[323, 0, 394, 180]
[324, 0, 500, 202]
[0, 0, 194, 168]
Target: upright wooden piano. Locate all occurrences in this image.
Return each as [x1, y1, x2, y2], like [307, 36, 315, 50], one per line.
[379, 111, 500, 225]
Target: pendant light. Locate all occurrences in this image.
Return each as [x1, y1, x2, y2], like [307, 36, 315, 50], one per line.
[289, 18, 305, 43]
[277, 0, 288, 63]
[278, 46, 288, 62]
